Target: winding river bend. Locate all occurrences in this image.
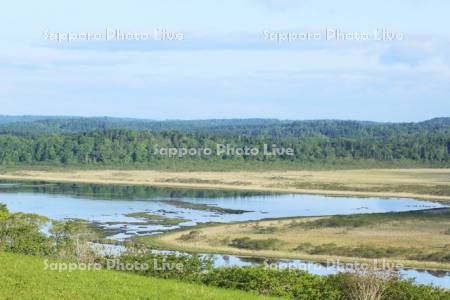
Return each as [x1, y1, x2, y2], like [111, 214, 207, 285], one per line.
[0, 180, 448, 288]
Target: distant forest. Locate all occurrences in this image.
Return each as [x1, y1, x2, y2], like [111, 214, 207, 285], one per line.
[0, 116, 448, 167]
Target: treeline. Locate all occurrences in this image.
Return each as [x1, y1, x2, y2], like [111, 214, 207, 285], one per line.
[0, 116, 449, 138]
[0, 128, 448, 166]
[0, 117, 285, 136]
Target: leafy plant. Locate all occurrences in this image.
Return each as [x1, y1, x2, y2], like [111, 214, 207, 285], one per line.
[229, 237, 282, 250]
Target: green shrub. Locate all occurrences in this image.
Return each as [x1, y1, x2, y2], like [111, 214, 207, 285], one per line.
[177, 230, 205, 241]
[201, 266, 341, 300]
[229, 237, 282, 250]
[50, 219, 98, 261]
[329, 272, 450, 300]
[0, 203, 96, 260]
[295, 215, 375, 229]
[294, 243, 409, 259]
[382, 277, 450, 300]
[408, 246, 450, 263]
[105, 251, 213, 280]
[0, 206, 51, 256]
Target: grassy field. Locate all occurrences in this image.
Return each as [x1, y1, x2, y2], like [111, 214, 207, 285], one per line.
[0, 168, 449, 201]
[144, 208, 450, 271]
[0, 252, 279, 300]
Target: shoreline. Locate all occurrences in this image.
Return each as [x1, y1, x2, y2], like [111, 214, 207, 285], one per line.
[0, 168, 449, 202]
[143, 212, 450, 272]
[147, 235, 450, 272]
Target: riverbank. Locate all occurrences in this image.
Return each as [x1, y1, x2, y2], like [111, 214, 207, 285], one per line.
[141, 209, 450, 271]
[0, 168, 449, 201]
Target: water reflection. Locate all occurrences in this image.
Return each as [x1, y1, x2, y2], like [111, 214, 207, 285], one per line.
[91, 243, 450, 289]
[0, 180, 445, 241]
[0, 180, 266, 200]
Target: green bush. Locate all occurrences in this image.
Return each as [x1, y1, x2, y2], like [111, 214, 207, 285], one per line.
[409, 246, 450, 263]
[295, 215, 375, 229]
[294, 242, 409, 259]
[0, 203, 96, 260]
[229, 237, 282, 250]
[177, 230, 205, 241]
[0, 205, 51, 256]
[105, 251, 213, 280]
[328, 272, 450, 300]
[201, 266, 341, 300]
[382, 277, 450, 300]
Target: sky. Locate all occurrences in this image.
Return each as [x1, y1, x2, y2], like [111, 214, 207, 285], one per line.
[0, 0, 449, 122]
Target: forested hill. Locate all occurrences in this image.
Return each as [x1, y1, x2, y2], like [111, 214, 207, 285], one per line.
[0, 116, 448, 167]
[0, 116, 284, 136]
[0, 116, 448, 138]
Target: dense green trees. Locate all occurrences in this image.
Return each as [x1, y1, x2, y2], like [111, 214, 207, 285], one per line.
[0, 117, 448, 166]
[0, 129, 448, 166]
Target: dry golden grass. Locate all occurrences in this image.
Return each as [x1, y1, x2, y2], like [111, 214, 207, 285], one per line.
[0, 168, 449, 201]
[150, 212, 450, 271]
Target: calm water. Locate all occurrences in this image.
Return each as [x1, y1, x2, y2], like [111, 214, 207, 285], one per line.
[0, 181, 448, 288]
[94, 244, 450, 289]
[0, 181, 442, 239]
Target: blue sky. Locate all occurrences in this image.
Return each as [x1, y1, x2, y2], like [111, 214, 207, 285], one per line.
[0, 0, 449, 121]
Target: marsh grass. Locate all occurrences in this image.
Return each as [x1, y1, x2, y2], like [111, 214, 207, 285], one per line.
[229, 237, 283, 251]
[124, 212, 189, 225]
[294, 243, 410, 259]
[1, 168, 450, 201]
[161, 200, 250, 214]
[155, 208, 450, 269]
[251, 225, 279, 234]
[178, 230, 206, 242]
[291, 215, 375, 229]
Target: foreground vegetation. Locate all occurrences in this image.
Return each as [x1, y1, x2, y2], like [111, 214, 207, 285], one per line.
[0, 252, 276, 300]
[1, 168, 449, 201]
[149, 208, 450, 270]
[4, 251, 450, 300]
[1, 202, 449, 299]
